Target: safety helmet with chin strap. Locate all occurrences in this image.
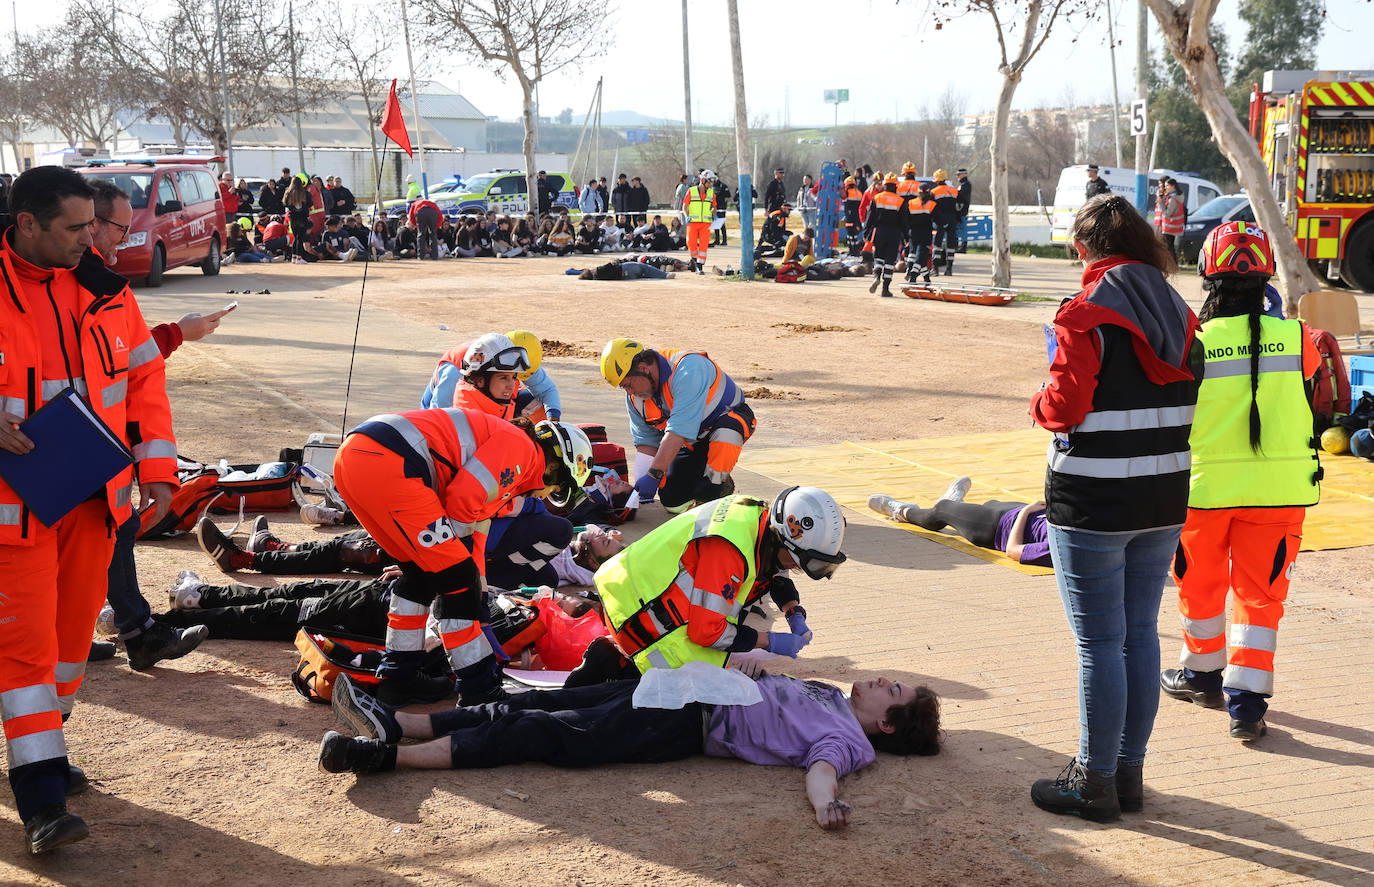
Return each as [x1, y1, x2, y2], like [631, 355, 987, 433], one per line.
[534, 421, 594, 508]
[462, 332, 530, 379]
[769, 486, 847, 580]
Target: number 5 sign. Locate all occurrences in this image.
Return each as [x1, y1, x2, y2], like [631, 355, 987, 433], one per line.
[1129, 100, 1147, 136]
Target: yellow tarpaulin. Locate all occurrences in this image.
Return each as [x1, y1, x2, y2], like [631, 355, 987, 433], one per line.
[742, 429, 1374, 576]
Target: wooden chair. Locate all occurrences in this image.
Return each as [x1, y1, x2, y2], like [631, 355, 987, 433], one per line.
[1298, 290, 1373, 353]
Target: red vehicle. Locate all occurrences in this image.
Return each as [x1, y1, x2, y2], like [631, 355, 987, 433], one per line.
[78, 157, 226, 287]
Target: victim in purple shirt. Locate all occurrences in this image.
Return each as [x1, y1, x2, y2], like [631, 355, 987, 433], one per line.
[993, 506, 1051, 566]
[704, 675, 874, 777]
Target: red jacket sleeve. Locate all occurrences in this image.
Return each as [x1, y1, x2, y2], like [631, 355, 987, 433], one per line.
[151, 322, 184, 359]
[1030, 325, 1103, 432]
[679, 537, 755, 652]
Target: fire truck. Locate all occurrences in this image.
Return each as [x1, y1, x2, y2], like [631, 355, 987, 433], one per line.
[1249, 70, 1374, 291]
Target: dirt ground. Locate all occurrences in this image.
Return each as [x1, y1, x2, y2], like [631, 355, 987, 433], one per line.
[3, 249, 1372, 885]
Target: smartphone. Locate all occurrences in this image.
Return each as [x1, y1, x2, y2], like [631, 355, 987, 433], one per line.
[222, 301, 239, 313]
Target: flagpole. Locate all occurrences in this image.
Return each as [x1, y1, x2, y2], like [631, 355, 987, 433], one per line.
[399, 0, 428, 198]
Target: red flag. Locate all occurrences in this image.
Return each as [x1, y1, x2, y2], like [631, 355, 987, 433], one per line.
[381, 79, 413, 157]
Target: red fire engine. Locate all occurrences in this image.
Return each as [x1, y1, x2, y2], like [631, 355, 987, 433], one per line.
[1250, 69, 1374, 291]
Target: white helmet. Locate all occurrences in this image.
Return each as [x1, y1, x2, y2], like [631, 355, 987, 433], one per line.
[462, 333, 530, 378]
[769, 486, 846, 580]
[699, 169, 717, 181]
[534, 420, 594, 508]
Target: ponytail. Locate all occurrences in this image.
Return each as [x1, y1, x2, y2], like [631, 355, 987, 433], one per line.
[1200, 277, 1268, 452]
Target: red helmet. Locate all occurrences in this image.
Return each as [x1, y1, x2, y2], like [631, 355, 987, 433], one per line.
[1200, 220, 1275, 279]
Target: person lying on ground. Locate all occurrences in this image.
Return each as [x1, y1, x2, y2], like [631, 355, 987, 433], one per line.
[320, 663, 942, 832]
[867, 477, 1051, 567]
[577, 260, 674, 280]
[194, 518, 390, 575]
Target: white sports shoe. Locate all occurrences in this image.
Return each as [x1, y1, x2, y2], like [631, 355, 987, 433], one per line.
[867, 494, 904, 520]
[169, 570, 205, 609]
[95, 605, 117, 636]
[939, 476, 972, 503]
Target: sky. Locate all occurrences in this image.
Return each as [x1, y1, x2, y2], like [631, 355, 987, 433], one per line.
[10, 0, 1374, 127]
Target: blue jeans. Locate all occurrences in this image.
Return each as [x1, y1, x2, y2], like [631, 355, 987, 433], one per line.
[106, 513, 153, 637]
[1048, 524, 1181, 776]
[620, 261, 668, 279]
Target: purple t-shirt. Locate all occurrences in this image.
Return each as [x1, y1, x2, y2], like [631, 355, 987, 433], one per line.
[703, 675, 874, 777]
[994, 506, 1052, 566]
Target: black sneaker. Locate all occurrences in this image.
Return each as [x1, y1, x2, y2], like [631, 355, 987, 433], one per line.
[458, 683, 511, 708]
[1160, 669, 1224, 709]
[317, 731, 394, 774]
[244, 515, 281, 554]
[125, 622, 209, 672]
[1115, 763, 1143, 813]
[374, 672, 455, 707]
[88, 640, 117, 662]
[1229, 718, 1268, 742]
[1030, 758, 1121, 823]
[333, 674, 401, 743]
[194, 518, 251, 572]
[24, 805, 89, 855]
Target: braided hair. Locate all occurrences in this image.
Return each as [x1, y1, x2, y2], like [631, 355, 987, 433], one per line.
[1199, 277, 1267, 451]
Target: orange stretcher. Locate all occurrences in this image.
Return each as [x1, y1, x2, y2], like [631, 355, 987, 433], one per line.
[902, 283, 1017, 306]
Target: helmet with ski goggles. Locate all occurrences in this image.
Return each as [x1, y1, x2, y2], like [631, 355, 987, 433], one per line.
[534, 420, 594, 508]
[770, 486, 847, 580]
[461, 332, 530, 378]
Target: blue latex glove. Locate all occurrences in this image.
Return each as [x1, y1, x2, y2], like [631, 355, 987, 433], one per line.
[766, 631, 808, 658]
[633, 473, 660, 503]
[786, 611, 813, 643]
[547, 409, 561, 421]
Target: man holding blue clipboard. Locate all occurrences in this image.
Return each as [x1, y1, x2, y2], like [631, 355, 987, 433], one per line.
[0, 166, 179, 855]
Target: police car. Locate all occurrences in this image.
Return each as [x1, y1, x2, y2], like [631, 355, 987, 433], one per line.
[381, 170, 579, 219]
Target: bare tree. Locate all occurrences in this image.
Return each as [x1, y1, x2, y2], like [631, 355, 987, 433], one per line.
[324, 7, 397, 201]
[935, 0, 1088, 287]
[1143, 0, 1320, 312]
[414, 0, 613, 206]
[74, 0, 341, 156]
[0, 55, 29, 167]
[15, 22, 127, 148]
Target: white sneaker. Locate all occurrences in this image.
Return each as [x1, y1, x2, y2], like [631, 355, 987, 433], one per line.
[169, 570, 204, 609]
[867, 494, 905, 520]
[342, 248, 359, 262]
[939, 476, 972, 503]
[222, 253, 236, 265]
[665, 272, 676, 279]
[95, 605, 117, 636]
[292, 257, 306, 265]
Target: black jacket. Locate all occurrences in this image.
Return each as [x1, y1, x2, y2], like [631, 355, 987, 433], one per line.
[257, 185, 284, 215]
[333, 186, 357, 215]
[1085, 178, 1113, 201]
[955, 179, 972, 216]
[611, 182, 631, 213]
[764, 178, 787, 214]
[628, 184, 650, 213]
[537, 177, 559, 213]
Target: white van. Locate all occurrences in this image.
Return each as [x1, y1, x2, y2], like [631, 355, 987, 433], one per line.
[1048, 165, 1223, 253]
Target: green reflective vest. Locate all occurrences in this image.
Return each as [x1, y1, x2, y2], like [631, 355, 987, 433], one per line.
[1188, 315, 1321, 508]
[595, 496, 766, 672]
[685, 185, 715, 224]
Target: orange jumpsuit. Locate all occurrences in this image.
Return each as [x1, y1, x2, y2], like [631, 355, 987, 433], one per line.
[333, 408, 546, 680]
[0, 241, 177, 821]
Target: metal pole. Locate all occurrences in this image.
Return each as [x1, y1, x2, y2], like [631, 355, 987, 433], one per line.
[726, 0, 752, 278]
[681, 0, 693, 177]
[213, 0, 233, 176]
[289, 0, 304, 174]
[399, 0, 428, 197]
[1134, 0, 1148, 210]
[1107, 0, 1123, 167]
[923, 136, 928, 175]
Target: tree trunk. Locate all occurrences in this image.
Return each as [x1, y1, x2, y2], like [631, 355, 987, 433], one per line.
[1145, 0, 1321, 313]
[726, 0, 753, 278]
[989, 70, 1019, 289]
[520, 75, 538, 217]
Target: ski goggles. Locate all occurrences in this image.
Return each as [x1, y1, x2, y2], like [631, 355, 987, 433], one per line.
[485, 346, 531, 373]
[792, 547, 846, 581]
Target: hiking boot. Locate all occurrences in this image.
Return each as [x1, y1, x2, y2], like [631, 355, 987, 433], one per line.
[1115, 764, 1143, 813]
[24, 806, 89, 855]
[168, 570, 204, 609]
[881, 280, 893, 298]
[939, 476, 972, 503]
[922, 270, 931, 283]
[1030, 758, 1121, 823]
[333, 674, 401, 743]
[317, 731, 395, 775]
[1160, 669, 1224, 709]
[867, 494, 904, 520]
[869, 274, 881, 294]
[67, 764, 90, 796]
[1230, 718, 1268, 742]
[88, 640, 117, 662]
[125, 622, 209, 672]
[245, 515, 284, 554]
[195, 518, 253, 572]
[944, 261, 954, 276]
[374, 672, 455, 707]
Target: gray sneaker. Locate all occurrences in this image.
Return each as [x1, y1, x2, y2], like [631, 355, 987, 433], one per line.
[333, 673, 401, 743]
[867, 494, 905, 520]
[939, 476, 972, 503]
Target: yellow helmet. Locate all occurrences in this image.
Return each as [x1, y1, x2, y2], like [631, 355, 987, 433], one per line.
[844, 176, 856, 185]
[884, 173, 899, 185]
[933, 169, 947, 182]
[901, 162, 916, 174]
[600, 338, 646, 387]
[506, 330, 542, 381]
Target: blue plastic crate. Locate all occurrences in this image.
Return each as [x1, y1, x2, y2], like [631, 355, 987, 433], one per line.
[1350, 354, 1374, 403]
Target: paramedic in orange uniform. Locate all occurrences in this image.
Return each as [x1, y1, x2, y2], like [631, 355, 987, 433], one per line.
[1160, 221, 1322, 742]
[682, 169, 717, 275]
[0, 166, 178, 854]
[333, 409, 592, 707]
[599, 338, 755, 514]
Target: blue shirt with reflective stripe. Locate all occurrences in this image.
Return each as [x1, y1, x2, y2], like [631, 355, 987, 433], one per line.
[521, 367, 561, 417]
[629, 353, 733, 447]
[421, 362, 462, 409]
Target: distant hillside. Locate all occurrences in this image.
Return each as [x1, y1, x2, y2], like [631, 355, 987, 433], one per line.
[598, 110, 682, 127]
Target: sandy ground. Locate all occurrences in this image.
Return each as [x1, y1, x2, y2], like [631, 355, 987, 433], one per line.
[3, 249, 1373, 885]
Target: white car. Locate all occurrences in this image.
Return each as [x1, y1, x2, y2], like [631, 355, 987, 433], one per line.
[1048, 165, 1223, 254]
